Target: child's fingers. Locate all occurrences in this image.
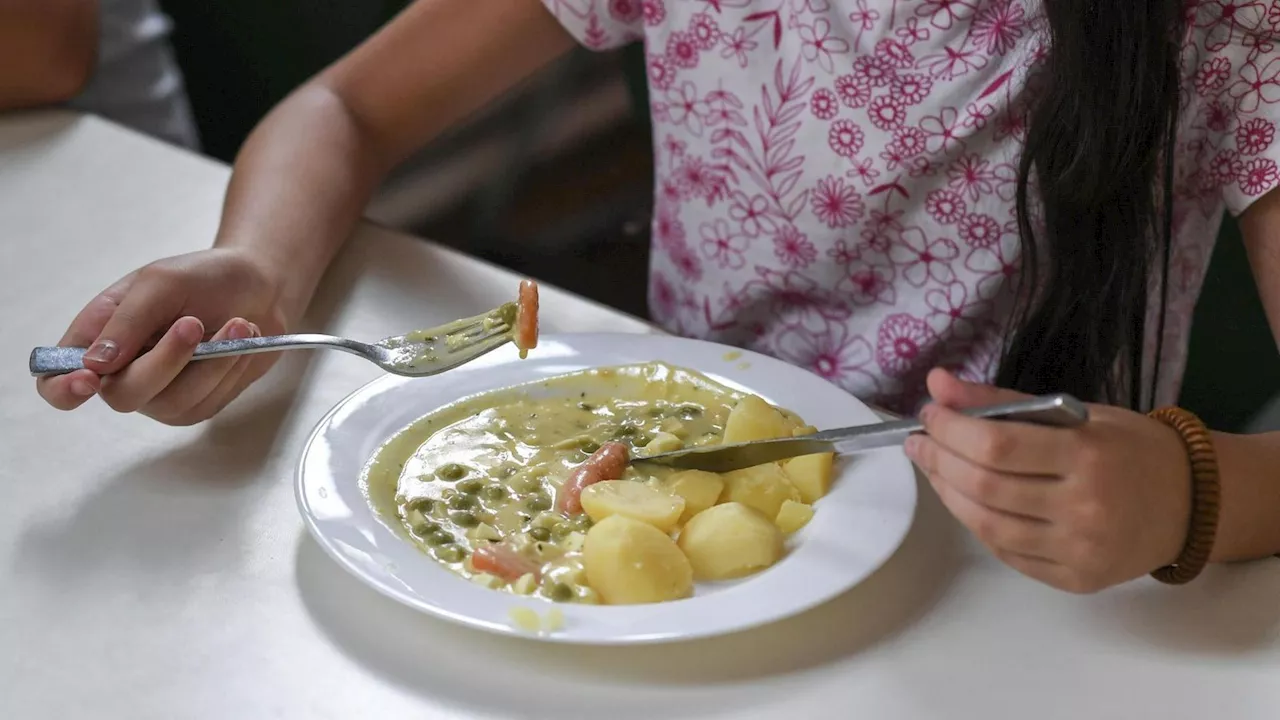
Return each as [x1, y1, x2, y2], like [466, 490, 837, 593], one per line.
[178, 351, 259, 423]
[140, 319, 255, 424]
[81, 271, 188, 374]
[35, 276, 139, 412]
[99, 317, 204, 413]
[35, 369, 102, 411]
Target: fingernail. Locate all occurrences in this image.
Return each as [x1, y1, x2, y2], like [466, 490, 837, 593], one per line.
[904, 435, 921, 458]
[919, 404, 935, 423]
[70, 378, 96, 397]
[228, 321, 252, 341]
[250, 323, 262, 338]
[83, 340, 118, 364]
[176, 317, 205, 345]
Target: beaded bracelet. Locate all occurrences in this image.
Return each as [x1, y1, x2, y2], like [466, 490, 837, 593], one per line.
[1146, 406, 1221, 585]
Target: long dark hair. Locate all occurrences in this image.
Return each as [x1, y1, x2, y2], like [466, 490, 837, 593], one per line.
[996, 0, 1186, 409]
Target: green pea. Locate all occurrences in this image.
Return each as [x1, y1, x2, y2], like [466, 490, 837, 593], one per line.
[578, 439, 601, 454]
[457, 479, 484, 495]
[546, 582, 575, 602]
[571, 514, 593, 532]
[647, 406, 667, 418]
[577, 402, 597, 411]
[550, 523, 573, 541]
[436, 545, 466, 564]
[526, 495, 552, 513]
[481, 485, 508, 502]
[613, 425, 639, 438]
[425, 530, 454, 546]
[436, 463, 468, 481]
[528, 527, 552, 542]
[678, 404, 703, 419]
[630, 434, 653, 448]
[450, 511, 479, 528]
[405, 497, 435, 514]
[497, 465, 517, 479]
[510, 475, 541, 494]
[448, 494, 477, 511]
[407, 510, 438, 536]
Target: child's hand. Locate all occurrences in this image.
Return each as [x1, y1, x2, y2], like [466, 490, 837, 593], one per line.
[36, 248, 288, 425]
[905, 369, 1192, 593]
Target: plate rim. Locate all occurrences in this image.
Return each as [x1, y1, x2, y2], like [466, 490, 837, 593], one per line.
[295, 332, 918, 645]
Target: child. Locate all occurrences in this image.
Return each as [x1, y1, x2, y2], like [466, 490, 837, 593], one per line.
[36, 0, 1280, 591]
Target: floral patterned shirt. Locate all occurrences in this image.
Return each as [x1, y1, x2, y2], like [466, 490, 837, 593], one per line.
[542, 0, 1280, 413]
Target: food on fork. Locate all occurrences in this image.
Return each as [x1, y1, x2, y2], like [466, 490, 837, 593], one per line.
[515, 279, 539, 359]
[362, 361, 836, 607]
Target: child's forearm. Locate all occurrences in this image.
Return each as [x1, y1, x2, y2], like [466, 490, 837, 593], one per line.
[214, 0, 575, 325]
[213, 84, 385, 325]
[1209, 430, 1280, 561]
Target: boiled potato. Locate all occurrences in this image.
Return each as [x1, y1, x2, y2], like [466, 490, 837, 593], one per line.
[644, 432, 683, 454]
[720, 463, 800, 519]
[784, 425, 835, 503]
[678, 502, 784, 580]
[723, 395, 795, 444]
[775, 499, 814, 534]
[583, 515, 694, 604]
[581, 480, 686, 533]
[663, 470, 725, 524]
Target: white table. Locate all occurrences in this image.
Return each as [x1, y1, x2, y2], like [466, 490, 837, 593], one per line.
[3, 112, 1279, 720]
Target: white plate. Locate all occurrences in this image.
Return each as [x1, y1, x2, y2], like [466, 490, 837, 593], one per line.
[296, 333, 917, 645]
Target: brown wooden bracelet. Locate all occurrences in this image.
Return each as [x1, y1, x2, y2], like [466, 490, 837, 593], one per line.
[1146, 406, 1221, 585]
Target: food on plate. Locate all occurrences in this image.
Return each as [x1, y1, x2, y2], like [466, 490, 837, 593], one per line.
[583, 515, 694, 604]
[677, 502, 785, 580]
[514, 279, 539, 359]
[362, 361, 837, 606]
[661, 470, 725, 524]
[783, 424, 835, 503]
[774, 499, 815, 534]
[722, 394, 801, 444]
[557, 441, 629, 514]
[579, 480, 686, 533]
[720, 463, 801, 519]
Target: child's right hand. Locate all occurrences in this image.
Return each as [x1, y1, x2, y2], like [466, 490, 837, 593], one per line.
[36, 248, 289, 425]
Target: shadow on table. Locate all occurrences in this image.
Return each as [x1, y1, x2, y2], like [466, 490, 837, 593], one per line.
[294, 472, 965, 719]
[1094, 561, 1280, 655]
[11, 254, 362, 587]
[11, 362, 305, 586]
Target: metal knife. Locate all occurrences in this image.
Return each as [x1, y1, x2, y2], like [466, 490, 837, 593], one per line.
[634, 393, 1089, 473]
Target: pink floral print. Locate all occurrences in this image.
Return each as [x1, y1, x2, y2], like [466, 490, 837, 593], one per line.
[541, 0, 1280, 412]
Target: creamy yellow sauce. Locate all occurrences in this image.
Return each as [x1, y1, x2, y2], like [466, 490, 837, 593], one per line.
[376, 303, 517, 374]
[362, 362, 745, 602]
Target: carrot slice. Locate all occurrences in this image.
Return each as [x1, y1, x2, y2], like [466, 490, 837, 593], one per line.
[473, 544, 541, 582]
[515, 280, 539, 359]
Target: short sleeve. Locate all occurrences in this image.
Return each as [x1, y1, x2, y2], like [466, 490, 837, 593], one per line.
[541, 0, 645, 51]
[1184, 5, 1280, 216]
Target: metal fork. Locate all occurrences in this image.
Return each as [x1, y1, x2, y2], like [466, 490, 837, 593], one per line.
[29, 303, 517, 378]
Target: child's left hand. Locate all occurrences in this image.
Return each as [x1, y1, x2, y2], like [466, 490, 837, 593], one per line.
[905, 368, 1194, 593]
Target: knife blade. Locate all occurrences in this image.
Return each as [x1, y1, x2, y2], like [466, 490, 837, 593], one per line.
[633, 393, 1088, 474]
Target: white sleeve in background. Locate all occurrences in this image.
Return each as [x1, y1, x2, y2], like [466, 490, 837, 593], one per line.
[68, 0, 200, 151]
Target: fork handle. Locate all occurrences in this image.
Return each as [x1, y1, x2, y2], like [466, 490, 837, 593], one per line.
[29, 334, 366, 376]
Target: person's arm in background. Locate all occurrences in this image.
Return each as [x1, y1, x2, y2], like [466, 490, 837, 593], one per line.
[0, 0, 97, 109]
[216, 0, 575, 323]
[36, 0, 575, 424]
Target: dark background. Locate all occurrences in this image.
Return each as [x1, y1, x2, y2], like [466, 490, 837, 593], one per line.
[156, 0, 1279, 431]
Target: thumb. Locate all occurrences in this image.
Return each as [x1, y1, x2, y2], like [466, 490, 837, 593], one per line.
[925, 367, 1030, 410]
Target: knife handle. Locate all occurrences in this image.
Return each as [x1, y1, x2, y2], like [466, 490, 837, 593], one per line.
[820, 393, 1088, 454]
